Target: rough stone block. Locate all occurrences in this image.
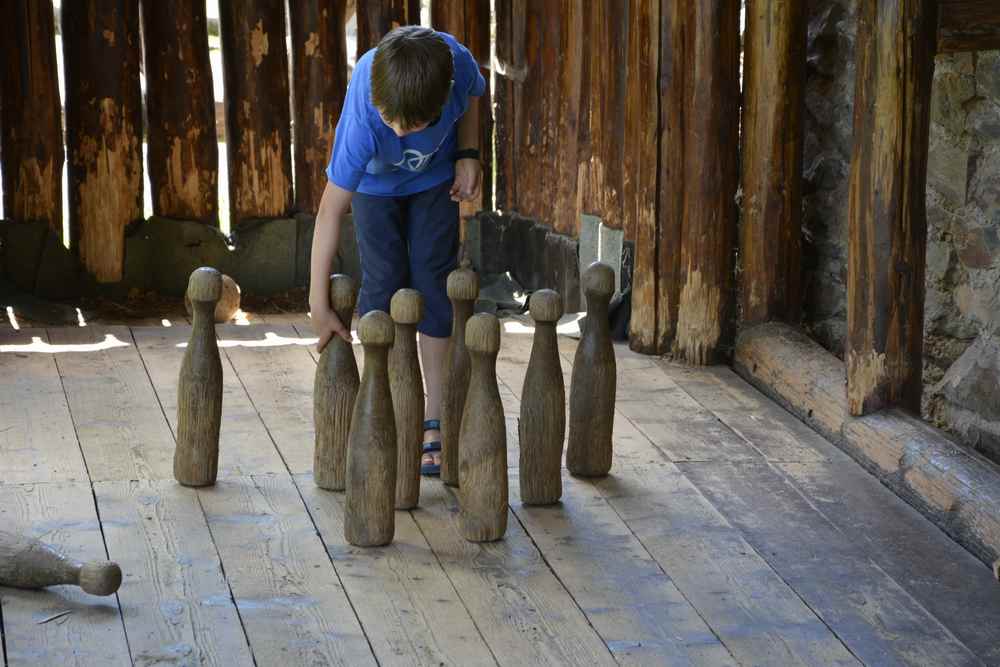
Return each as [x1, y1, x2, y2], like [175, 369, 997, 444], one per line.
[229, 218, 297, 296]
[1, 220, 49, 293]
[598, 222, 624, 297]
[126, 216, 233, 296]
[337, 213, 361, 284]
[295, 213, 341, 288]
[35, 232, 95, 300]
[927, 129, 971, 205]
[620, 240, 635, 296]
[528, 222, 551, 291]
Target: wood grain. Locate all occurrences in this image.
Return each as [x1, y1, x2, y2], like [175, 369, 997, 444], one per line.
[94, 479, 255, 665]
[197, 475, 376, 665]
[389, 289, 424, 509]
[0, 329, 89, 483]
[937, 0, 1000, 52]
[48, 325, 177, 481]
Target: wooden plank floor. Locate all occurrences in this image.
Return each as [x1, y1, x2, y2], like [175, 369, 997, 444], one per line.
[1, 321, 998, 666]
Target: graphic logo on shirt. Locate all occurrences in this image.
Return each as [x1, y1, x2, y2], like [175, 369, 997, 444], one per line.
[393, 148, 437, 172]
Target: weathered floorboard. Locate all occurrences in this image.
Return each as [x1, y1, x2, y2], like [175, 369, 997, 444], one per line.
[296, 475, 497, 666]
[0, 482, 131, 667]
[48, 326, 176, 481]
[510, 473, 737, 666]
[197, 474, 375, 665]
[680, 462, 980, 666]
[94, 479, 255, 665]
[595, 464, 860, 666]
[413, 482, 617, 666]
[131, 325, 287, 477]
[778, 460, 1000, 663]
[0, 329, 89, 484]
[218, 325, 319, 474]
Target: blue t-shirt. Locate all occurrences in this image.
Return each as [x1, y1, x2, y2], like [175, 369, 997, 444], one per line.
[326, 31, 486, 197]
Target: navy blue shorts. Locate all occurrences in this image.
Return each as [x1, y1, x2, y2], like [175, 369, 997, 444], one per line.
[351, 178, 459, 338]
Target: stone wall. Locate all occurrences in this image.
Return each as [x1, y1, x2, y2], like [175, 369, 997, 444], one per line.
[803, 0, 1000, 462]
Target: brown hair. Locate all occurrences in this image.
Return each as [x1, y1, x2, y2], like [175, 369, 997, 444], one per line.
[371, 26, 454, 130]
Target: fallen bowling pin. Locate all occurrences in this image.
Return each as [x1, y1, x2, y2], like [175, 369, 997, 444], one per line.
[0, 530, 122, 596]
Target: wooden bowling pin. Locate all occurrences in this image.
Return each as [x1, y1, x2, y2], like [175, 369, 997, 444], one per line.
[440, 260, 479, 487]
[458, 313, 508, 542]
[314, 274, 361, 491]
[567, 262, 617, 477]
[344, 311, 397, 547]
[175, 267, 224, 487]
[0, 530, 122, 596]
[519, 289, 566, 505]
[389, 289, 425, 509]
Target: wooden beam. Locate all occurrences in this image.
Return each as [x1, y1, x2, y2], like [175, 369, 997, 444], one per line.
[0, 0, 63, 236]
[493, 0, 519, 211]
[290, 0, 348, 216]
[674, 0, 741, 364]
[847, 0, 937, 416]
[553, 0, 584, 236]
[937, 0, 1000, 53]
[62, 0, 143, 282]
[653, 0, 688, 354]
[141, 0, 218, 224]
[625, 0, 660, 353]
[739, 0, 806, 326]
[356, 0, 420, 58]
[219, 0, 293, 224]
[734, 321, 1000, 570]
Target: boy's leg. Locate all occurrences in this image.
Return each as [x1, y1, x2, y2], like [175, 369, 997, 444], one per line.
[351, 192, 409, 317]
[405, 180, 460, 466]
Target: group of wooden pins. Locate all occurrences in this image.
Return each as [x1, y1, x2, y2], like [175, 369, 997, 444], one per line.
[308, 259, 618, 547]
[0, 260, 617, 597]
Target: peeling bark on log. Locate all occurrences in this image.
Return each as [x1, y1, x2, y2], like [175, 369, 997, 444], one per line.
[625, 0, 660, 353]
[673, 0, 740, 365]
[62, 0, 143, 282]
[937, 0, 1000, 53]
[0, 0, 63, 236]
[219, 0, 293, 224]
[290, 0, 348, 215]
[356, 0, 420, 58]
[493, 0, 523, 212]
[847, 0, 937, 416]
[141, 0, 218, 224]
[739, 0, 806, 326]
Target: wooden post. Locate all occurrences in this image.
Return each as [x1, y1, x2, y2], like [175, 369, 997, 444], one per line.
[624, 0, 660, 352]
[937, 1, 1000, 53]
[0, 0, 63, 235]
[847, 0, 938, 416]
[219, 0, 293, 224]
[141, 0, 218, 224]
[356, 0, 420, 58]
[739, 0, 806, 326]
[653, 0, 687, 354]
[290, 0, 348, 216]
[431, 0, 493, 216]
[62, 0, 143, 282]
[493, 0, 523, 212]
[673, 0, 740, 365]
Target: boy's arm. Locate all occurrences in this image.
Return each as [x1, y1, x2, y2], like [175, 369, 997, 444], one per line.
[309, 181, 354, 352]
[451, 95, 482, 202]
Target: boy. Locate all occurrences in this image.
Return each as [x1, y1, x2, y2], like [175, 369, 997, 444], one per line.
[309, 25, 485, 475]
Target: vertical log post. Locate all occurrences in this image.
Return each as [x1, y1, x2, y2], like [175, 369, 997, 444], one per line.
[141, 0, 218, 224]
[0, 0, 63, 235]
[62, 0, 143, 282]
[290, 0, 348, 215]
[673, 0, 740, 364]
[493, 0, 523, 211]
[653, 0, 688, 354]
[431, 0, 493, 216]
[624, 0, 660, 352]
[219, 0, 293, 224]
[739, 0, 806, 326]
[847, 0, 938, 416]
[356, 0, 420, 58]
[553, 0, 583, 236]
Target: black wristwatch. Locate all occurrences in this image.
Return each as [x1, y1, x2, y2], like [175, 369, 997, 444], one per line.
[454, 148, 481, 162]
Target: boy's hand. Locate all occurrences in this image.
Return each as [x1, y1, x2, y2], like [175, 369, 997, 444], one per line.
[312, 305, 351, 353]
[451, 158, 482, 202]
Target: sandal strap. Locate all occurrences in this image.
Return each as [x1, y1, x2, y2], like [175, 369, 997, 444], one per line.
[423, 419, 441, 432]
[422, 441, 442, 453]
